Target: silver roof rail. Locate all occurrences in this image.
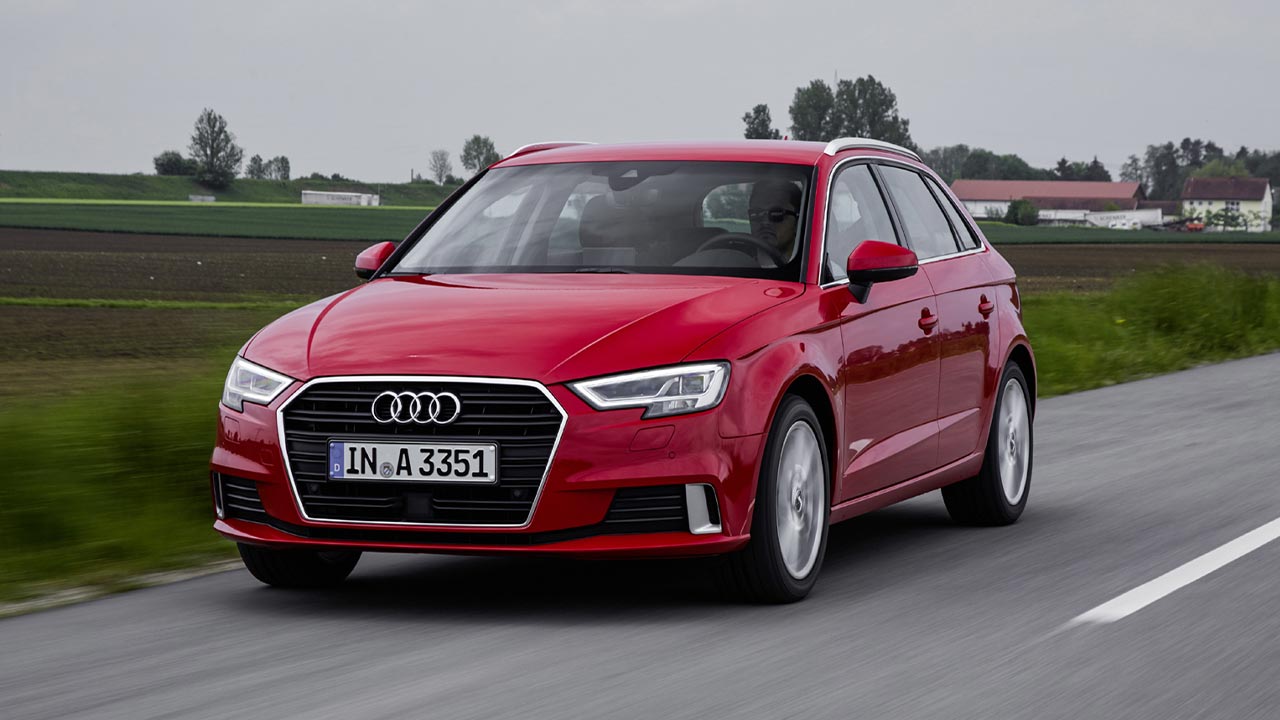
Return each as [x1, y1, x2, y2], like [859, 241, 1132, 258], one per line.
[506, 141, 595, 159]
[822, 137, 921, 162]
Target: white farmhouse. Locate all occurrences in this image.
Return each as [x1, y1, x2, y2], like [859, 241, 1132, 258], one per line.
[1181, 177, 1273, 232]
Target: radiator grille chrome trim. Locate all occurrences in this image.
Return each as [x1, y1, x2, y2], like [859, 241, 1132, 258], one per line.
[275, 375, 567, 529]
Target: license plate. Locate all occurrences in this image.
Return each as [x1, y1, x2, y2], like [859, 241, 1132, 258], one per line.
[327, 441, 499, 483]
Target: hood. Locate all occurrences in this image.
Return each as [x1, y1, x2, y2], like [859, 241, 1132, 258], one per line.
[244, 274, 802, 384]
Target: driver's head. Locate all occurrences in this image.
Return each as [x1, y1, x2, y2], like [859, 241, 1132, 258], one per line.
[749, 180, 802, 259]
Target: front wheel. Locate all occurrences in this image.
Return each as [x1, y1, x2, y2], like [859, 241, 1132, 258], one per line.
[942, 362, 1033, 525]
[237, 544, 361, 588]
[720, 395, 830, 603]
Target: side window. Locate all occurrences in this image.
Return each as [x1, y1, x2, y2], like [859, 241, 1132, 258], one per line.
[925, 177, 981, 251]
[825, 164, 897, 282]
[877, 165, 961, 260]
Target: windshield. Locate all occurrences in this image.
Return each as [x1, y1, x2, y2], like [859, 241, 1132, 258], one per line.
[390, 161, 811, 281]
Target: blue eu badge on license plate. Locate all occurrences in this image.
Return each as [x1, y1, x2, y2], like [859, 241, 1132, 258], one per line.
[329, 441, 345, 479]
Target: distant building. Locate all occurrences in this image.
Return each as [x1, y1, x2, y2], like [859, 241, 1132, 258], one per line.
[950, 180, 1147, 221]
[301, 190, 380, 207]
[1181, 177, 1273, 233]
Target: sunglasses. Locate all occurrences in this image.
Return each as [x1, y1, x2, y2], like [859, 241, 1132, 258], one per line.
[748, 207, 799, 223]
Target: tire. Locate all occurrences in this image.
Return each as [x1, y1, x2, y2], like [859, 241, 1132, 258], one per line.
[942, 362, 1033, 526]
[237, 543, 361, 589]
[720, 395, 831, 603]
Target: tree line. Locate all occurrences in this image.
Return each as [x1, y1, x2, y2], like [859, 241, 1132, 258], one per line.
[743, 78, 1280, 208]
[744, 78, 1111, 186]
[152, 109, 504, 191]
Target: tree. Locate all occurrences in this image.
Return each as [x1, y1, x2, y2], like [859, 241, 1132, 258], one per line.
[443, 173, 463, 185]
[742, 104, 781, 140]
[830, 75, 915, 149]
[1192, 158, 1250, 178]
[1120, 154, 1146, 190]
[264, 155, 290, 181]
[1142, 142, 1181, 200]
[1084, 156, 1111, 181]
[429, 149, 453, 184]
[153, 150, 196, 176]
[245, 154, 268, 180]
[1004, 199, 1039, 226]
[188, 108, 244, 189]
[788, 80, 836, 141]
[921, 145, 971, 184]
[460, 135, 500, 174]
[960, 149, 1049, 180]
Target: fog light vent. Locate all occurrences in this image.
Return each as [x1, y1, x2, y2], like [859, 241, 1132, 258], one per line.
[685, 484, 721, 535]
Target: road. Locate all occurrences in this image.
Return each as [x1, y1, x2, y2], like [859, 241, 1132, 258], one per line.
[3, 354, 1279, 719]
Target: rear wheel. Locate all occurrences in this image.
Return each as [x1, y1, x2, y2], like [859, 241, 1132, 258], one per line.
[237, 544, 361, 588]
[720, 395, 830, 603]
[942, 362, 1033, 525]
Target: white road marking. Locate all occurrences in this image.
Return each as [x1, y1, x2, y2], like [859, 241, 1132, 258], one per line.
[1067, 516, 1280, 626]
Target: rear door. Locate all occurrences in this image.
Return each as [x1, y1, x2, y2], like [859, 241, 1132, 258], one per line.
[822, 161, 941, 502]
[878, 165, 998, 467]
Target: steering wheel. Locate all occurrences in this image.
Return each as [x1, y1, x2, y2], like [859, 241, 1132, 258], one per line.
[695, 232, 788, 267]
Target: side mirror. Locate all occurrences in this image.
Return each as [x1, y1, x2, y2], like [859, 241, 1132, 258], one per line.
[845, 240, 918, 303]
[355, 242, 396, 280]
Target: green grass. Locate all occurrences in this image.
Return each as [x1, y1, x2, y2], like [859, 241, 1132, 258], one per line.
[0, 169, 458, 206]
[0, 296, 304, 310]
[0, 202, 427, 240]
[2, 265, 1279, 602]
[979, 222, 1280, 244]
[1023, 265, 1280, 396]
[0, 363, 236, 601]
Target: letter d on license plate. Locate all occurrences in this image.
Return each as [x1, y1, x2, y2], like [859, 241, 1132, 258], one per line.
[328, 441, 499, 483]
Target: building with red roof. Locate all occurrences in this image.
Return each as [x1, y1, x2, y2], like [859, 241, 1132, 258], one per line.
[1182, 177, 1273, 232]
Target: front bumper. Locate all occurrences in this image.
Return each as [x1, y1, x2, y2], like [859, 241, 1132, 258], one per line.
[211, 381, 763, 558]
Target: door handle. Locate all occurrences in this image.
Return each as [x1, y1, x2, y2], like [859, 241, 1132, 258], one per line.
[918, 309, 939, 332]
[978, 295, 995, 317]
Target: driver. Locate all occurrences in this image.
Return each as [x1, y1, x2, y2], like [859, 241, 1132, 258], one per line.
[748, 179, 803, 265]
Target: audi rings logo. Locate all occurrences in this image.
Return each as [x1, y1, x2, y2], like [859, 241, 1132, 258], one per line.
[370, 391, 463, 425]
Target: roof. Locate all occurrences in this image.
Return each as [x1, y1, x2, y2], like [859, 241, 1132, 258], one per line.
[495, 140, 885, 168]
[951, 179, 1143, 201]
[1181, 176, 1270, 201]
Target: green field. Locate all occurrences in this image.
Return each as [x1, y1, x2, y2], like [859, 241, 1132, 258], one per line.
[0, 169, 459, 206]
[3, 198, 1280, 243]
[0, 202, 428, 240]
[976, 221, 1280, 244]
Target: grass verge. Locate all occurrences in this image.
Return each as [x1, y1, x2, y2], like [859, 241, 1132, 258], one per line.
[1, 266, 1278, 602]
[1023, 265, 1280, 395]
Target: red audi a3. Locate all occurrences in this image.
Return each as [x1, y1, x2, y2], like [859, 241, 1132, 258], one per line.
[212, 138, 1035, 602]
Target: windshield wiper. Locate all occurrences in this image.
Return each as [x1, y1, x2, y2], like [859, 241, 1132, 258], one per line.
[572, 267, 635, 274]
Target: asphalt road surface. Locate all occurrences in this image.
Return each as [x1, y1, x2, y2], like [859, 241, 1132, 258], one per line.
[4, 354, 1279, 719]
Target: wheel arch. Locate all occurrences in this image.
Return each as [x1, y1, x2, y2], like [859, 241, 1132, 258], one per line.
[779, 373, 838, 502]
[1004, 341, 1037, 415]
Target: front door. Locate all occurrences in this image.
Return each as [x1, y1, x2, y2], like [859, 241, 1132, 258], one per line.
[823, 161, 941, 503]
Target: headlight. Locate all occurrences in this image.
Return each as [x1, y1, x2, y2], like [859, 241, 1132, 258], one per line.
[222, 356, 293, 412]
[570, 362, 730, 418]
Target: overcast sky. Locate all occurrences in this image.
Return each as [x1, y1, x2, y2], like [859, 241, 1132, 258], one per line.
[2, 0, 1275, 181]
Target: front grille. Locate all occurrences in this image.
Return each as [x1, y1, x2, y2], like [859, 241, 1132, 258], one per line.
[220, 475, 268, 523]
[280, 380, 563, 526]
[604, 486, 688, 532]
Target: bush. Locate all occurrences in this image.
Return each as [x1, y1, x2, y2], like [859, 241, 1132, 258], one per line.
[153, 151, 196, 176]
[1004, 199, 1039, 226]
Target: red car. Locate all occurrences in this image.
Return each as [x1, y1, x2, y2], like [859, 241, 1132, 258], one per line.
[212, 138, 1035, 602]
